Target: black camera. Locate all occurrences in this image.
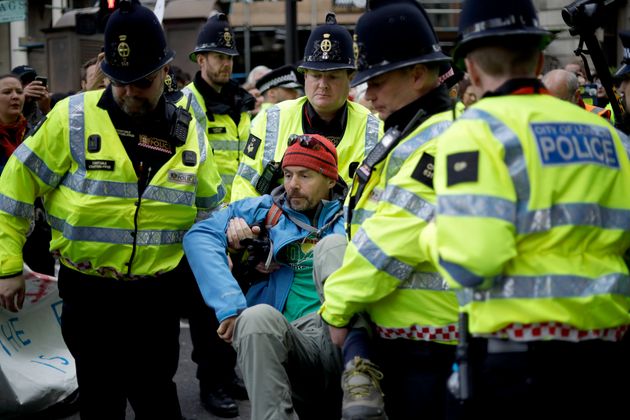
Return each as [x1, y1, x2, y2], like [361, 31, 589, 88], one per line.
[562, 0, 619, 35]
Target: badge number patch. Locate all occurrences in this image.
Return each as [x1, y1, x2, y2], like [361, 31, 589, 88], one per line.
[86, 160, 115, 171]
[168, 170, 196, 186]
[244, 134, 262, 160]
[447, 151, 479, 186]
[411, 153, 435, 188]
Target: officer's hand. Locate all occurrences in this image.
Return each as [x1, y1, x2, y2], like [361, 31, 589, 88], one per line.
[217, 316, 237, 344]
[227, 217, 261, 250]
[0, 275, 26, 313]
[328, 325, 349, 348]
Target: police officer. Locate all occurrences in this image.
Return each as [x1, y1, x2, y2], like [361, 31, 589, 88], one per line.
[182, 13, 255, 202]
[255, 64, 303, 112]
[433, 0, 630, 418]
[0, 2, 224, 419]
[317, 2, 459, 418]
[230, 12, 383, 201]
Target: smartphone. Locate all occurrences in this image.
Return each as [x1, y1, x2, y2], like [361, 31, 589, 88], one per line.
[34, 76, 48, 88]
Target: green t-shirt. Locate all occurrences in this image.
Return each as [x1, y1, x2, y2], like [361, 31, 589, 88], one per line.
[279, 236, 321, 322]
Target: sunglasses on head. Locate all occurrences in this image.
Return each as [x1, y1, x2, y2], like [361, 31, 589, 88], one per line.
[110, 71, 160, 89]
[287, 134, 337, 164]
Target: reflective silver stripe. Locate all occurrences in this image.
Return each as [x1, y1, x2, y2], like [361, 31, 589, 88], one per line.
[462, 108, 530, 205]
[263, 106, 281, 166]
[236, 162, 260, 189]
[62, 174, 137, 198]
[68, 94, 86, 173]
[346, 206, 374, 226]
[399, 271, 449, 291]
[364, 113, 380, 154]
[13, 145, 63, 187]
[48, 214, 186, 245]
[0, 194, 34, 219]
[457, 272, 630, 305]
[438, 195, 630, 233]
[381, 185, 434, 222]
[144, 185, 195, 206]
[181, 90, 208, 163]
[439, 257, 490, 288]
[438, 194, 515, 224]
[353, 228, 414, 282]
[196, 184, 226, 209]
[386, 120, 452, 181]
[221, 173, 235, 187]
[518, 203, 630, 233]
[211, 140, 242, 151]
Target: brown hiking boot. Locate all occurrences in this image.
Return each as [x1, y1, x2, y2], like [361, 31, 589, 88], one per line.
[341, 356, 387, 420]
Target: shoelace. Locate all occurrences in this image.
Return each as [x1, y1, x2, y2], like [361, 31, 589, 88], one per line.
[344, 358, 385, 399]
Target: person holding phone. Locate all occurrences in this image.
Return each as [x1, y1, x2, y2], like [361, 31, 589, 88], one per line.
[10, 65, 50, 126]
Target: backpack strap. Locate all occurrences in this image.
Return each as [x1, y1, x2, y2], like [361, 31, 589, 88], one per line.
[265, 203, 283, 229]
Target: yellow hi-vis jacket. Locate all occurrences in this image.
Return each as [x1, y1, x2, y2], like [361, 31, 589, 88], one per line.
[230, 96, 382, 201]
[180, 82, 251, 202]
[320, 110, 459, 342]
[434, 93, 630, 337]
[0, 91, 225, 279]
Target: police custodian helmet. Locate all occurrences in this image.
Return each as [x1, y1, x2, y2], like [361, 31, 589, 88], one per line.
[189, 13, 239, 62]
[452, 0, 552, 70]
[351, 0, 450, 87]
[298, 12, 356, 73]
[101, 0, 174, 85]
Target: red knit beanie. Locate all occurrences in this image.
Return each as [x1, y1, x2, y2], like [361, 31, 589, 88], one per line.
[282, 134, 339, 180]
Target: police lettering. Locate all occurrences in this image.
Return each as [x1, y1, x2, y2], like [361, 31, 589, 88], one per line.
[532, 123, 619, 168]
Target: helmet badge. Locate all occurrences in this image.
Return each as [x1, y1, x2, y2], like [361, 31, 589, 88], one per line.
[223, 28, 233, 47]
[117, 35, 130, 66]
[352, 34, 359, 66]
[320, 33, 332, 60]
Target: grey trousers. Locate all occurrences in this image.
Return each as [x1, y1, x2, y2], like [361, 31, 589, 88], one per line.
[231, 234, 349, 420]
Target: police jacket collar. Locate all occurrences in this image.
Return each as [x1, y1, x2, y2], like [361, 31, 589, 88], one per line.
[384, 84, 452, 132]
[483, 78, 548, 98]
[302, 100, 348, 146]
[192, 71, 255, 117]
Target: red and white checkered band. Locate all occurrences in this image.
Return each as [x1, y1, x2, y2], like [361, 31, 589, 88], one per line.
[377, 323, 459, 342]
[486, 322, 629, 343]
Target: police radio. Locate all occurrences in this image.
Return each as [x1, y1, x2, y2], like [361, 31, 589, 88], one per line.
[169, 93, 193, 147]
[255, 161, 282, 195]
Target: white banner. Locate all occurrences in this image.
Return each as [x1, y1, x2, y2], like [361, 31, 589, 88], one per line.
[0, 267, 77, 417]
[0, 0, 26, 24]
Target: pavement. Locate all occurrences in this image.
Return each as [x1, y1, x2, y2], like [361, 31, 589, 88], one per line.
[18, 320, 251, 420]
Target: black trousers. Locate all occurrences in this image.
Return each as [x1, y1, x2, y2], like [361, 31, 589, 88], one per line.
[58, 265, 182, 420]
[374, 337, 459, 420]
[461, 337, 630, 420]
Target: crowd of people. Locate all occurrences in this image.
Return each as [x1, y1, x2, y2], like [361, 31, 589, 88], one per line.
[1, 0, 630, 419]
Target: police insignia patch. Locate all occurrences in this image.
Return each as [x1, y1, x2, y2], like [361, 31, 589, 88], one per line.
[208, 126, 227, 134]
[411, 153, 435, 188]
[447, 151, 479, 186]
[244, 134, 262, 159]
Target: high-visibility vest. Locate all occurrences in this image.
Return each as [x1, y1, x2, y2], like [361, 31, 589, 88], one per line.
[0, 90, 225, 278]
[584, 103, 611, 121]
[320, 110, 459, 342]
[230, 96, 382, 201]
[181, 83, 251, 202]
[434, 93, 630, 336]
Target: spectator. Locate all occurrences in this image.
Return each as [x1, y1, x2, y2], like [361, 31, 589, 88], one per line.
[81, 53, 108, 91]
[184, 134, 347, 419]
[243, 65, 271, 117]
[543, 69, 611, 120]
[11, 65, 50, 126]
[0, 74, 27, 173]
